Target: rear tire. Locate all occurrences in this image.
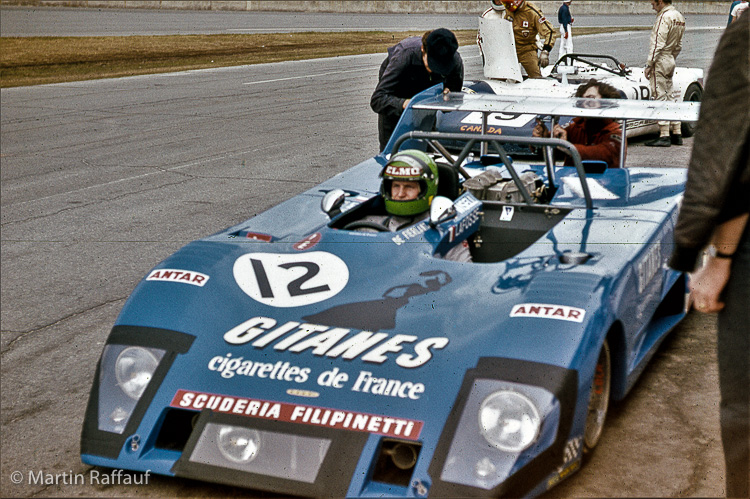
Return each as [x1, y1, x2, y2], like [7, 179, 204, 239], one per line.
[583, 340, 611, 459]
[681, 83, 703, 137]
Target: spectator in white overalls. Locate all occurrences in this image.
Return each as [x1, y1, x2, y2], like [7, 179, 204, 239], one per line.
[644, 0, 685, 147]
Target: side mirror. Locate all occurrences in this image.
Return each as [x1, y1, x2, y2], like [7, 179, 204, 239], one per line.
[429, 196, 457, 228]
[321, 189, 346, 218]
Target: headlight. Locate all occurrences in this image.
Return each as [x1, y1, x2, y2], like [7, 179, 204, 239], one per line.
[439, 380, 558, 490]
[98, 344, 165, 434]
[188, 422, 331, 484]
[217, 426, 261, 463]
[115, 346, 160, 400]
[479, 390, 541, 452]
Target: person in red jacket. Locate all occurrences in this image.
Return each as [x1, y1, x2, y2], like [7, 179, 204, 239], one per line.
[533, 79, 625, 168]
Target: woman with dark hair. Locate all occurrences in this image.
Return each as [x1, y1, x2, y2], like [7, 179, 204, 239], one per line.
[573, 78, 622, 99]
[533, 79, 625, 168]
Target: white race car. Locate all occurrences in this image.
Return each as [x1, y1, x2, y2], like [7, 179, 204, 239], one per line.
[447, 12, 704, 140]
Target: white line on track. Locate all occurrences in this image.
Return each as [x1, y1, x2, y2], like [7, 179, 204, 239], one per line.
[241, 53, 480, 86]
[242, 66, 377, 85]
[5, 146, 274, 208]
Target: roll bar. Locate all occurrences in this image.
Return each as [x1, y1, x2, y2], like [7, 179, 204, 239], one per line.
[391, 131, 594, 210]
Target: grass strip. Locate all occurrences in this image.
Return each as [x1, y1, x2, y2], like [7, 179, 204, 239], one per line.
[0, 27, 648, 88]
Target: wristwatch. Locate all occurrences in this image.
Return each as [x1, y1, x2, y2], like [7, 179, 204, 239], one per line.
[707, 245, 734, 259]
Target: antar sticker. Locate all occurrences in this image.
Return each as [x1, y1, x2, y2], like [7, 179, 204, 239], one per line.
[146, 269, 209, 287]
[510, 303, 586, 323]
[171, 389, 423, 440]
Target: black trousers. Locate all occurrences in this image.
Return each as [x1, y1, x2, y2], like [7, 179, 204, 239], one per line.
[718, 225, 750, 498]
[378, 112, 398, 153]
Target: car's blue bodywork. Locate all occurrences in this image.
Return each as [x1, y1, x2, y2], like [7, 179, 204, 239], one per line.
[81, 86, 697, 497]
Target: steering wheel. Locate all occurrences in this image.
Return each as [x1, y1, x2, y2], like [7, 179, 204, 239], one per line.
[343, 220, 391, 232]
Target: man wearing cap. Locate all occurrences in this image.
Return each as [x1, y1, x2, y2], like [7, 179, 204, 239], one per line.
[557, 0, 574, 60]
[644, 0, 686, 147]
[371, 29, 464, 151]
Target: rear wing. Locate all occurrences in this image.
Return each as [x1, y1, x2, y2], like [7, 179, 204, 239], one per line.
[413, 92, 700, 171]
[393, 93, 700, 210]
[412, 92, 700, 122]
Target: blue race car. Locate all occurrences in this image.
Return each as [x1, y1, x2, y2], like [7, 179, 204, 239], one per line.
[81, 91, 699, 497]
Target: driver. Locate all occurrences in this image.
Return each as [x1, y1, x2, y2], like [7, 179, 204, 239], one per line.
[533, 79, 625, 168]
[353, 150, 472, 262]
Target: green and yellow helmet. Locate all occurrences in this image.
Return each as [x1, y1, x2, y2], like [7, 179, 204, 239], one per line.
[380, 150, 439, 216]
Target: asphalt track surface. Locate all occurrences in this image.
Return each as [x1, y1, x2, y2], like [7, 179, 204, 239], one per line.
[0, 9, 729, 498]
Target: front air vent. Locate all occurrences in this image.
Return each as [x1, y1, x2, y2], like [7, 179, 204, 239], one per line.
[155, 408, 197, 451]
[372, 438, 422, 486]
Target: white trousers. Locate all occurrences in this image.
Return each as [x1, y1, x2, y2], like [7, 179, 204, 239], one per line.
[558, 25, 573, 60]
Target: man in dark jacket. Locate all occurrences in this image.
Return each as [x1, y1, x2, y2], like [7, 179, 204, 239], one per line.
[371, 29, 464, 151]
[669, 13, 749, 499]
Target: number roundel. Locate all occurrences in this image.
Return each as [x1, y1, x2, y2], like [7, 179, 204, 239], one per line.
[233, 252, 349, 307]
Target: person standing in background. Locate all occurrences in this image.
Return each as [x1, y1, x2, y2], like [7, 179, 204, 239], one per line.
[669, 12, 750, 499]
[644, 0, 686, 147]
[728, 0, 741, 25]
[477, 1, 524, 82]
[557, 0, 574, 60]
[370, 29, 463, 151]
[500, 0, 556, 78]
[730, 0, 749, 23]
